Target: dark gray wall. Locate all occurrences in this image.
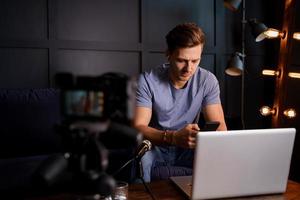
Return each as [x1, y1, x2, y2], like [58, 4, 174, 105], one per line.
[0, 1, 282, 128]
[2, 0, 300, 182]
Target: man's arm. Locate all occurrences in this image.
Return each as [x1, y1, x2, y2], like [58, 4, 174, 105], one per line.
[133, 106, 166, 145]
[133, 106, 198, 148]
[202, 104, 227, 131]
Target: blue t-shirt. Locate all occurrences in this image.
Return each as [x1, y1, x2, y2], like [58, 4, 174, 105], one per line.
[136, 63, 220, 131]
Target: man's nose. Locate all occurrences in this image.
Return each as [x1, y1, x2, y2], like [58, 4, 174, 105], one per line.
[185, 61, 193, 71]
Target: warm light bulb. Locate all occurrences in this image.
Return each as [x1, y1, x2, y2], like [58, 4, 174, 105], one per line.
[262, 69, 280, 77]
[283, 108, 296, 118]
[293, 32, 300, 40]
[263, 28, 285, 39]
[260, 106, 276, 116]
[288, 72, 300, 79]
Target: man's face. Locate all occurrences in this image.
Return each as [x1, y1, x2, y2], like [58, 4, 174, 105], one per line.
[168, 45, 203, 86]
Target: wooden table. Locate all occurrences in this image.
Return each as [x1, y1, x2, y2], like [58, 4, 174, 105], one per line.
[128, 180, 300, 200]
[26, 180, 300, 200]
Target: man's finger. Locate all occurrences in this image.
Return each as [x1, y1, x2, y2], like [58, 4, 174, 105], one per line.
[188, 141, 196, 149]
[189, 135, 196, 141]
[191, 123, 200, 131]
[190, 130, 198, 137]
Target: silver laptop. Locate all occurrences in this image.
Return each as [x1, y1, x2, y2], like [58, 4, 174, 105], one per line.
[170, 128, 296, 200]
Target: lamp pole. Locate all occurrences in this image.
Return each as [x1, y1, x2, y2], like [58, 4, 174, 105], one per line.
[241, 0, 246, 129]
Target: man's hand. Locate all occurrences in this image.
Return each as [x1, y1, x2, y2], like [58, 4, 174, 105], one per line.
[173, 124, 200, 149]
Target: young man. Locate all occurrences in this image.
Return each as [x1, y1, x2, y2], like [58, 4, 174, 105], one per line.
[134, 23, 227, 182]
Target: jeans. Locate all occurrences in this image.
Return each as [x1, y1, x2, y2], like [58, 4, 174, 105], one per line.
[141, 146, 194, 182]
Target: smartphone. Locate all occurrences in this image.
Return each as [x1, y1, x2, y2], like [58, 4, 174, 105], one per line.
[201, 121, 220, 131]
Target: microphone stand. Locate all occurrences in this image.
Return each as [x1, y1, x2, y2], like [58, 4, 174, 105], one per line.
[136, 160, 144, 179]
[112, 158, 135, 177]
[112, 139, 156, 200]
[135, 158, 156, 200]
[112, 152, 156, 200]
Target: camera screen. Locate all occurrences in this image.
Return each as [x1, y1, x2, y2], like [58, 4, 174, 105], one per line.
[63, 90, 104, 118]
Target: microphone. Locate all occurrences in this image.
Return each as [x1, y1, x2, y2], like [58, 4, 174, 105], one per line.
[135, 140, 152, 160]
[112, 140, 151, 177]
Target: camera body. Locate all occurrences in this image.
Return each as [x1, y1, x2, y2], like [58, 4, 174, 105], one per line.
[57, 72, 136, 124]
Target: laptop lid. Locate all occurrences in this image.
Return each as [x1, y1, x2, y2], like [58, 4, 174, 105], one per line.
[190, 128, 296, 200]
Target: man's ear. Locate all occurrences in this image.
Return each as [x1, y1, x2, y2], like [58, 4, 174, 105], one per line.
[165, 50, 171, 61]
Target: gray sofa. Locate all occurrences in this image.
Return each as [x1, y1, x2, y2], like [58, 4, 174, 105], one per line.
[0, 89, 63, 193]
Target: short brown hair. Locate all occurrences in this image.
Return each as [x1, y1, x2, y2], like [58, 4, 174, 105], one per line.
[166, 22, 205, 53]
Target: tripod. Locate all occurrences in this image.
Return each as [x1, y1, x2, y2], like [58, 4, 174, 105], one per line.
[34, 122, 116, 197]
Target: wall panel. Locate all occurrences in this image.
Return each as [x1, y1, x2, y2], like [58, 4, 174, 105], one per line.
[0, 0, 47, 40]
[55, 50, 140, 77]
[56, 0, 140, 42]
[146, 0, 214, 47]
[144, 53, 167, 72]
[0, 48, 48, 88]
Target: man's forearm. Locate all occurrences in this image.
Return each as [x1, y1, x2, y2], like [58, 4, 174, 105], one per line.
[134, 125, 174, 146]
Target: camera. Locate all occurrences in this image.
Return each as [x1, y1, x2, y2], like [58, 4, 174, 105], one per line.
[34, 72, 141, 197]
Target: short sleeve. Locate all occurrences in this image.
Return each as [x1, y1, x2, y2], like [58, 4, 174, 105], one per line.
[136, 73, 152, 108]
[202, 73, 221, 106]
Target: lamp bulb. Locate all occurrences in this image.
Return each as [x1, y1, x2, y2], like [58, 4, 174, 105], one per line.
[263, 28, 285, 39]
[262, 69, 280, 77]
[288, 72, 300, 79]
[260, 106, 276, 116]
[293, 32, 300, 40]
[283, 109, 296, 118]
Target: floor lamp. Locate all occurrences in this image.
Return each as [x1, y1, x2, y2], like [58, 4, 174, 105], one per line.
[224, 0, 289, 129]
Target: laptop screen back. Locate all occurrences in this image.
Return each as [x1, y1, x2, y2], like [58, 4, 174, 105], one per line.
[192, 128, 295, 200]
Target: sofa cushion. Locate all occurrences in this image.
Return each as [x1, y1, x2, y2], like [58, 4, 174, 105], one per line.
[0, 89, 63, 158]
[0, 154, 52, 192]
